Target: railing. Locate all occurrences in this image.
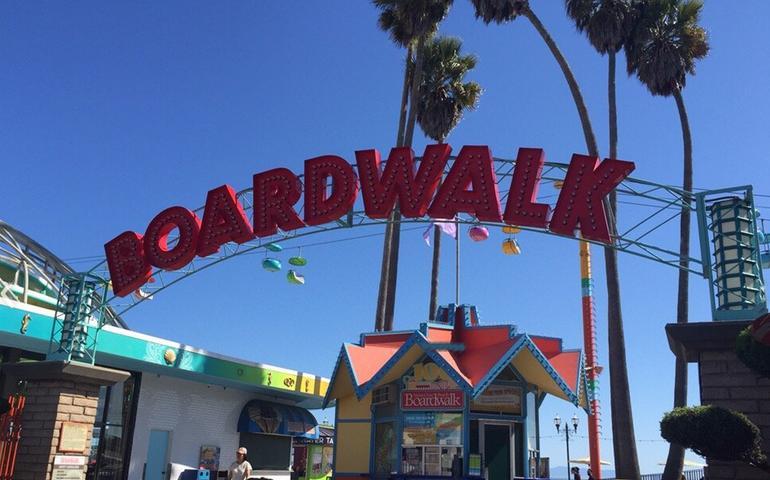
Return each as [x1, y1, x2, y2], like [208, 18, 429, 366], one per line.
[605, 469, 705, 480]
[0, 395, 25, 480]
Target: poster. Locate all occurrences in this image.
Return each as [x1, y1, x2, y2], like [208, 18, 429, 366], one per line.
[435, 414, 462, 445]
[199, 445, 220, 471]
[470, 385, 522, 414]
[403, 412, 462, 446]
[468, 454, 482, 476]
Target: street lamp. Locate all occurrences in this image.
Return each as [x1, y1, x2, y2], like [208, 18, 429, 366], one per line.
[554, 414, 579, 477]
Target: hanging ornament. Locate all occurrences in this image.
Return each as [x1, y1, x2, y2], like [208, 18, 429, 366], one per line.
[262, 258, 282, 272]
[287, 270, 305, 285]
[502, 238, 521, 255]
[289, 247, 307, 266]
[265, 243, 283, 252]
[468, 225, 489, 242]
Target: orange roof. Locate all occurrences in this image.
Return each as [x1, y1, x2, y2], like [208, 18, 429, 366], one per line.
[324, 305, 587, 409]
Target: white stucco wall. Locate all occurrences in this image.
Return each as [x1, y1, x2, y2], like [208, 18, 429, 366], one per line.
[128, 374, 256, 480]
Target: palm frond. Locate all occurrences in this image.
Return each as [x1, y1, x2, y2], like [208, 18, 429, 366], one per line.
[416, 36, 482, 142]
[624, 0, 709, 96]
[469, 0, 528, 25]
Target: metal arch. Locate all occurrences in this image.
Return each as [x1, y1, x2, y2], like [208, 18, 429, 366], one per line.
[0, 221, 127, 328]
[87, 155, 715, 315]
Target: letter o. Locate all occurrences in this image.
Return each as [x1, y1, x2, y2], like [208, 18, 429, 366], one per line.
[144, 206, 201, 270]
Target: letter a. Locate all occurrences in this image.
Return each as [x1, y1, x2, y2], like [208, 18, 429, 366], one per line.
[197, 185, 255, 256]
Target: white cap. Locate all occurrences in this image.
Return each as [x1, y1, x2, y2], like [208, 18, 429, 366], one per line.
[237, 447, 247, 455]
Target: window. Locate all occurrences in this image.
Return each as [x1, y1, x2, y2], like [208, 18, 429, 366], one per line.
[239, 433, 292, 470]
[372, 385, 393, 405]
[373, 422, 396, 474]
[86, 372, 141, 480]
[401, 413, 462, 476]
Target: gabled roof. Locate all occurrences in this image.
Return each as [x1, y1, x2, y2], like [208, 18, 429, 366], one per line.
[324, 304, 588, 411]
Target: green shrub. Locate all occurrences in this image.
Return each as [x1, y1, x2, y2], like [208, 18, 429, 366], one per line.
[660, 406, 765, 465]
[735, 327, 770, 378]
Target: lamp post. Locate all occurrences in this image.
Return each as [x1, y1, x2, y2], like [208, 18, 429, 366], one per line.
[555, 414, 579, 478]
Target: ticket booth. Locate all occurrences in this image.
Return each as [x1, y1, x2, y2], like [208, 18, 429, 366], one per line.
[324, 304, 590, 480]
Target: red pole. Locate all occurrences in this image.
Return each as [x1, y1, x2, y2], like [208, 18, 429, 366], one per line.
[580, 241, 602, 479]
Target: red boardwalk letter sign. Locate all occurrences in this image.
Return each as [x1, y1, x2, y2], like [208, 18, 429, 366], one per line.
[428, 146, 502, 222]
[144, 206, 202, 270]
[196, 185, 255, 256]
[253, 168, 305, 237]
[356, 144, 450, 218]
[550, 154, 635, 243]
[503, 148, 550, 229]
[104, 231, 152, 298]
[303, 155, 359, 226]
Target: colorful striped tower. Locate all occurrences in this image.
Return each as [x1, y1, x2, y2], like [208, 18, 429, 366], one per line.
[580, 240, 602, 479]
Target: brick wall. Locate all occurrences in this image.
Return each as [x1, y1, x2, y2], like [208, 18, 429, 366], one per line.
[14, 379, 101, 480]
[699, 349, 770, 480]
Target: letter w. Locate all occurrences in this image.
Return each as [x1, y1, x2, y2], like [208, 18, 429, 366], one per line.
[355, 144, 451, 218]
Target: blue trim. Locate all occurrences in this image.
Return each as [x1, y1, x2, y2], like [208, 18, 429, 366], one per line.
[463, 391, 470, 476]
[356, 333, 422, 399]
[469, 413, 525, 421]
[360, 329, 417, 346]
[396, 385, 404, 475]
[333, 400, 339, 478]
[521, 383, 528, 479]
[368, 411, 376, 475]
[522, 336, 579, 405]
[357, 332, 476, 400]
[509, 365, 528, 384]
[343, 344, 363, 387]
[464, 323, 519, 337]
[323, 346, 349, 408]
[471, 336, 527, 398]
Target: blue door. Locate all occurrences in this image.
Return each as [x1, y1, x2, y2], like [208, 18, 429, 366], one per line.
[146, 429, 170, 480]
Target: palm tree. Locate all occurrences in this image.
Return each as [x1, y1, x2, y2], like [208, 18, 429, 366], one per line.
[564, 2, 637, 478]
[371, 0, 453, 332]
[625, 1, 708, 479]
[468, 1, 640, 477]
[416, 36, 482, 320]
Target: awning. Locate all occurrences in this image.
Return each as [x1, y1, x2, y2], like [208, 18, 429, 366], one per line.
[237, 399, 319, 439]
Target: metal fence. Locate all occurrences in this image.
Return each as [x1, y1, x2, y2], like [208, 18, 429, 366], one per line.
[605, 469, 705, 480]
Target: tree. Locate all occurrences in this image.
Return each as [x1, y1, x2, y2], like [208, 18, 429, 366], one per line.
[661, 405, 770, 473]
[371, 0, 453, 332]
[564, 1, 638, 477]
[468, 1, 640, 477]
[625, 2, 708, 478]
[416, 36, 482, 320]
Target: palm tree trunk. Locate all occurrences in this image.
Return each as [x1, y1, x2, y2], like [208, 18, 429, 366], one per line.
[608, 50, 618, 215]
[384, 35, 427, 331]
[524, 7, 640, 479]
[429, 174, 444, 321]
[661, 88, 692, 480]
[375, 47, 414, 331]
[429, 225, 441, 320]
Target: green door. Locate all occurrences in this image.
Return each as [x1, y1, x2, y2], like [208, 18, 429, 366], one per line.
[484, 424, 510, 480]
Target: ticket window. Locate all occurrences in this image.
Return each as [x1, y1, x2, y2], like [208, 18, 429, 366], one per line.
[401, 412, 463, 476]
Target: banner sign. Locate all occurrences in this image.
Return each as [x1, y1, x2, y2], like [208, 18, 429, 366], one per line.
[105, 144, 635, 296]
[401, 389, 464, 411]
[470, 385, 522, 414]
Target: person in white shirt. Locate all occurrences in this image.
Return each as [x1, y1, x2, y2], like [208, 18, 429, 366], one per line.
[228, 447, 253, 480]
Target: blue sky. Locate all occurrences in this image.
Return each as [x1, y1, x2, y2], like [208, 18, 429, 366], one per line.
[2, 0, 770, 475]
